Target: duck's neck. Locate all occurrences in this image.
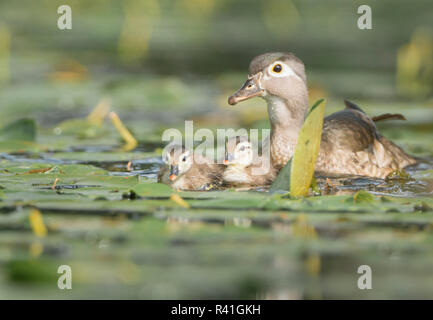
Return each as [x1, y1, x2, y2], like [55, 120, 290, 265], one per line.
[265, 93, 309, 169]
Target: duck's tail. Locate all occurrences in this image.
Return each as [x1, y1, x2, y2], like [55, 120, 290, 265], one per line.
[372, 113, 406, 122]
[345, 100, 407, 123]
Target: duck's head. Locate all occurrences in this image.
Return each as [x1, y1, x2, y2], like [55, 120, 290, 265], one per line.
[224, 136, 253, 167]
[228, 52, 307, 106]
[163, 144, 193, 181]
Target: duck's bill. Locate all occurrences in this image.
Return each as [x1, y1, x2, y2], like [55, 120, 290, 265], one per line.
[169, 165, 179, 181]
[228, 78, 263, 105]
[224, 153, 234, 164]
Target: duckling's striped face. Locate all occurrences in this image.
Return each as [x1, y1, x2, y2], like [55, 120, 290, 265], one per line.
[225, 139, 253, 167]
[163, 146, 193, 181]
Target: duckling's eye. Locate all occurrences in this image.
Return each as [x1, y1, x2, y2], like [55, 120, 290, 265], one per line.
[273, 64, 282, 73]
[182, 156, 187, 162]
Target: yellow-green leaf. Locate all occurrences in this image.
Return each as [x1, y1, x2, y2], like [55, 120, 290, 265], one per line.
[270, 99, 326, 194]
[29, 209, 47, 238]
[290, 99, 326, 197]
[170, 194, 190, 208]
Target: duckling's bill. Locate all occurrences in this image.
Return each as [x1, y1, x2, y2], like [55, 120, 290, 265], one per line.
[224, 153, 234, 164]
[169, 165, 179, 181]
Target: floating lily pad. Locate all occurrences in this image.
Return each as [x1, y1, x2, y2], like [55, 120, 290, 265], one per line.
[0, 118, 36, 142]
[133, 182, 175, 198]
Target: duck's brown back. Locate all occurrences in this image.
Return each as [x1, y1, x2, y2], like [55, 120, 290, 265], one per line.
[315, 106, 415, 178]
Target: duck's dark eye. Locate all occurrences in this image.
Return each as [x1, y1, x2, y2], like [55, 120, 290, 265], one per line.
[182, 156, 187, 162]
[273, 64, 282, 73]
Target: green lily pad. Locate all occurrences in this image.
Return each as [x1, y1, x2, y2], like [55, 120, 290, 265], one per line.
[54, 118, 108, 139]
[133, 182, 175, 197]
[0, 119, 43, 152]
[0, 118, 36, 142]
[351, 190, 375, 204]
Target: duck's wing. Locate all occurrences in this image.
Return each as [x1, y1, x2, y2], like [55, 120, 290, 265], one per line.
[322, 108, 378, 153]
[318, 106, 415, 178]
[319, 109, 389, 178]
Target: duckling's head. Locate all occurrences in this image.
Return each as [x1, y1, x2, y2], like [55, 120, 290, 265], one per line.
[224, 136, 253, 167]
[163, 144, 193, 181]
[228, 52, 307, 106]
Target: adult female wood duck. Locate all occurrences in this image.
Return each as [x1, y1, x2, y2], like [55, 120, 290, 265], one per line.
[228, 52, 416, 179]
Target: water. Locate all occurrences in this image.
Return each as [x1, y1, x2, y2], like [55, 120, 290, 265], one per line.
[2, 143, 432, 197]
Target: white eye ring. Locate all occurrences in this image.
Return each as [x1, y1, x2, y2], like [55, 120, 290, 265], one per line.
[267, 61, 300, 79]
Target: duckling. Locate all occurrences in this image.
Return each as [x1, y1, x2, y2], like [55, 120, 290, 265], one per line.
[158, 144, 224, 191]
[223, 136, 276, 188]
[228, 52, 416, 179]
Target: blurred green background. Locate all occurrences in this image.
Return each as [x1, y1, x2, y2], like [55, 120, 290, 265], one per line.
[1, 0, 432, 126]
[0, 0, 433, 300]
